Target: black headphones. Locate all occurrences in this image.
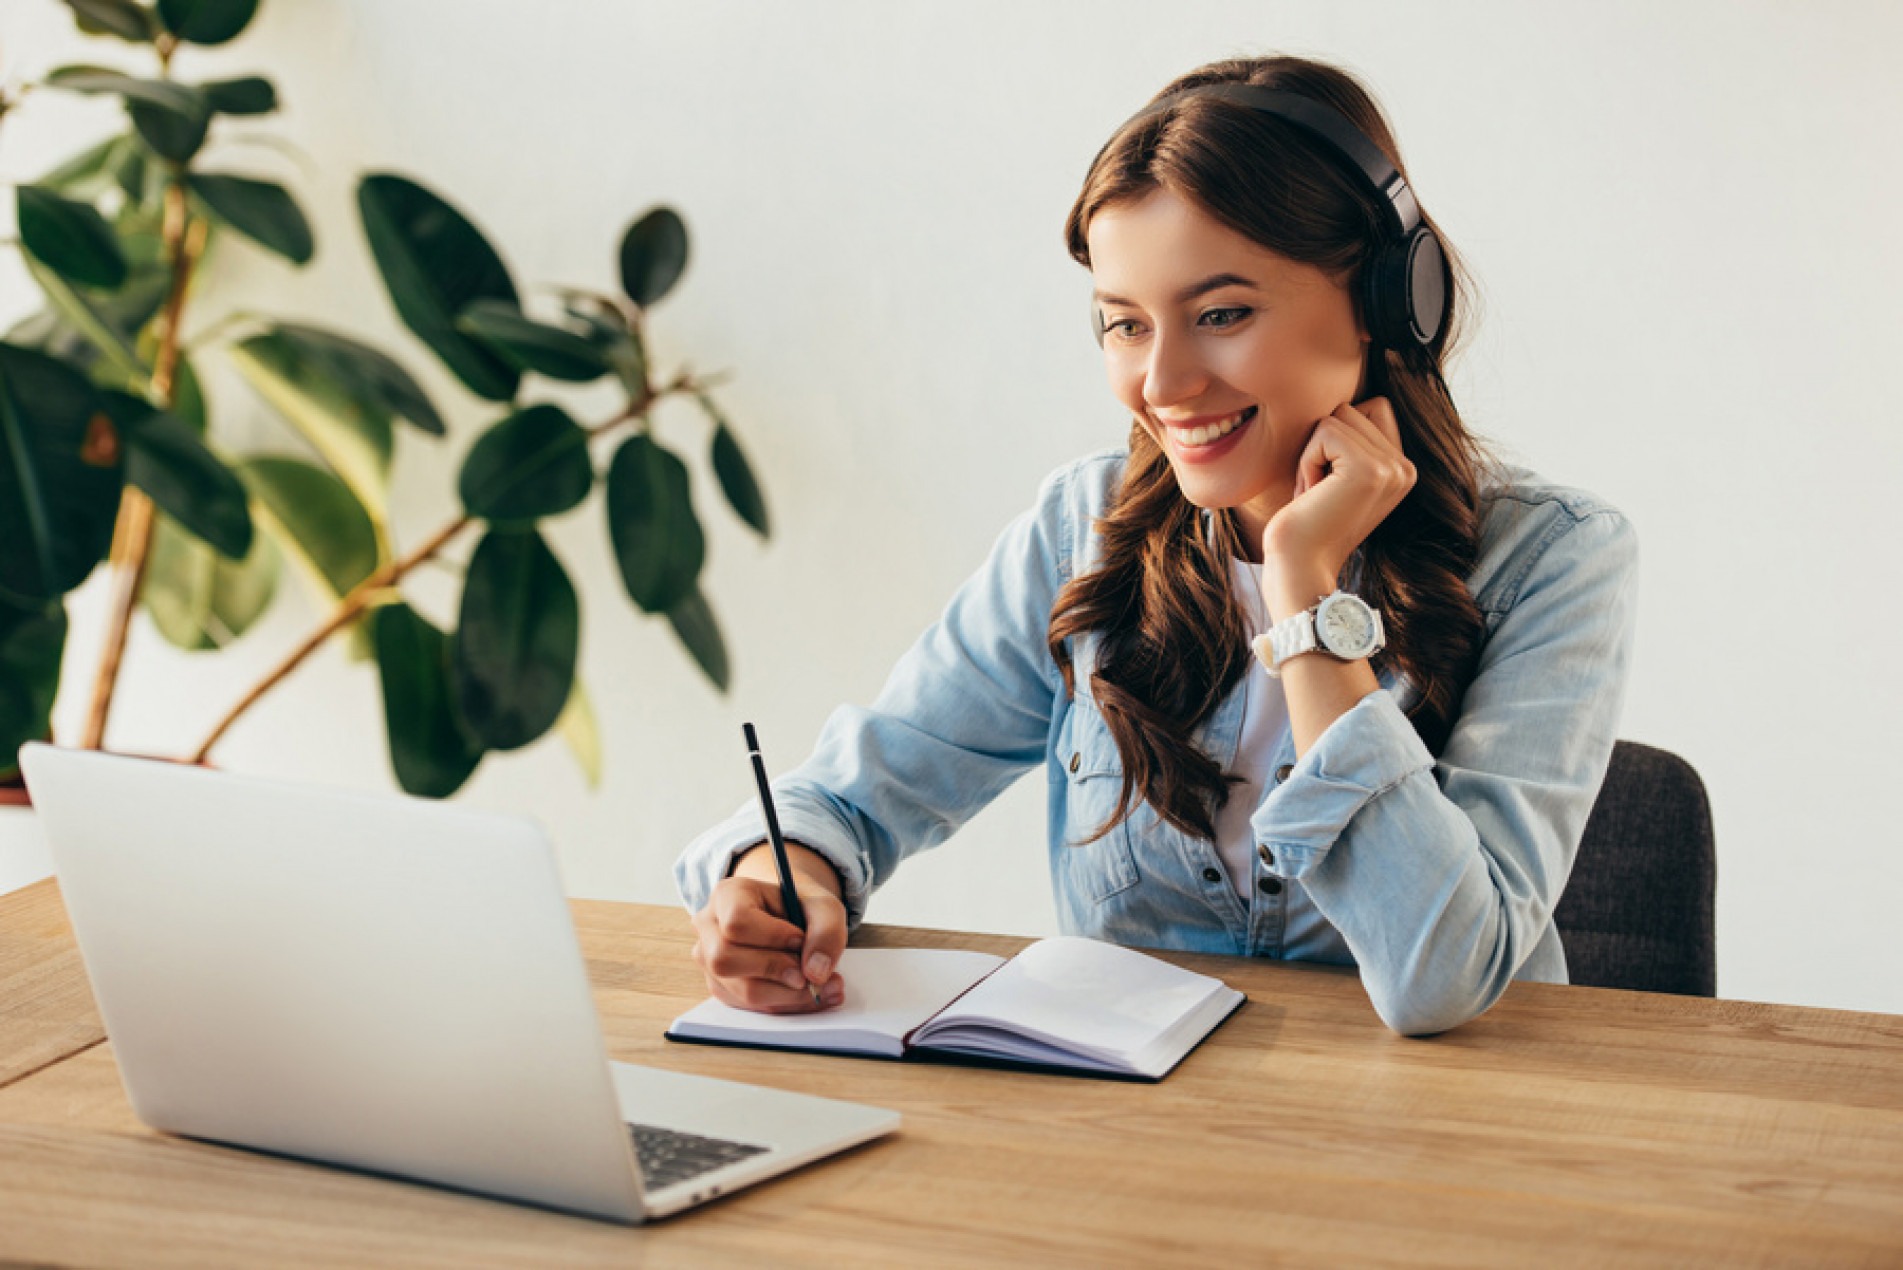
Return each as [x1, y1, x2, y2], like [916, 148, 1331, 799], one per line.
[1090, 81, 1448, 352]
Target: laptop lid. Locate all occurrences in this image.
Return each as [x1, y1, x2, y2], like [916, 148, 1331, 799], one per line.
[20, 744, 647, 1224]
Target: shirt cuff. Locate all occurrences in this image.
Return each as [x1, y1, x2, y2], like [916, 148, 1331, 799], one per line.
[1250, 688, 1435, 879]
[673, 794, 878, 928]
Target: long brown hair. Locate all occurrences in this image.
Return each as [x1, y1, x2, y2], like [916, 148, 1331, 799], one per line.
[1048, 55, 1486, 844]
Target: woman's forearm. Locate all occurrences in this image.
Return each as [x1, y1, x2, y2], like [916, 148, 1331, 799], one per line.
[1264, 568, 1381, 757]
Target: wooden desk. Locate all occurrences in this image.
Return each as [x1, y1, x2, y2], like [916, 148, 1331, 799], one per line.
[3, 877, 1900, 1267]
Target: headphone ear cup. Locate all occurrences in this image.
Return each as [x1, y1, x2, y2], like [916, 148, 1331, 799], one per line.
[1401, 227, 1448, 346]
[1363, 227, 1447, 349]
[1358, 251, 1399, 350]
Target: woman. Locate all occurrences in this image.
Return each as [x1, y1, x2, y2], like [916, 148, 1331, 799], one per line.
[676, 54, 1636, 1036]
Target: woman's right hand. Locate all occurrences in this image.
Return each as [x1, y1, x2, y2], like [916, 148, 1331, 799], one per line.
[689, 842, 849, 1013]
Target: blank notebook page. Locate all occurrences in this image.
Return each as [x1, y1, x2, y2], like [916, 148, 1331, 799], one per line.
[672, 947, 1006, 1053]
[923, 936, 1224, 1060]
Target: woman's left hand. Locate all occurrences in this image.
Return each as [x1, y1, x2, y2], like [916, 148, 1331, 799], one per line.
[1260, 397, 1415, 616]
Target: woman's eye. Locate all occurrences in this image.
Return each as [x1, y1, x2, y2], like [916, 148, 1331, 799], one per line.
[1200, 306, 1252, 329]
[1103, 317, 1144, 341]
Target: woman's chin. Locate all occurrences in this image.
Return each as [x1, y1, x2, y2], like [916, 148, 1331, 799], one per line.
[1165, 466, 1291, 540]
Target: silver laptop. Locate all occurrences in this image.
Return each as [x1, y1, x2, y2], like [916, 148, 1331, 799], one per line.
[19, 743, 898, 1224]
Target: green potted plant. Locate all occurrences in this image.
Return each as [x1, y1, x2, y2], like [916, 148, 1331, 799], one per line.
[1, 0, 770, 805]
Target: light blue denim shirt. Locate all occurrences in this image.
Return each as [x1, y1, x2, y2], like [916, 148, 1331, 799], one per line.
[677, 450, 1639, 1035]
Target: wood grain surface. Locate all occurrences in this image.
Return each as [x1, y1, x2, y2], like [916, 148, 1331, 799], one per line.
[0, 878, 105, 1087]
[1, 881, 1898, 1267]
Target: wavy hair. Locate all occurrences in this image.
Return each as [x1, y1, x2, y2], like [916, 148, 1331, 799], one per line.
[1048, 55, 1486, 844]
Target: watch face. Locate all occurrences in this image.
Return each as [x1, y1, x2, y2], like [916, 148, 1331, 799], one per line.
[1318, 595, 1377, 658]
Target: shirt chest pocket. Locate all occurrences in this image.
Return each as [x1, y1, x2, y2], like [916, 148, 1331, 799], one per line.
[1058, 697, 1142, 903]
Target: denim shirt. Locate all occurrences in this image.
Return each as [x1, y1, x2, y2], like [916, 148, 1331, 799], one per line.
[677, 450, 1639, 1035]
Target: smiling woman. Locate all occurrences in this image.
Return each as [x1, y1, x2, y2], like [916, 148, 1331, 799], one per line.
[675, 53, 1638, 1038]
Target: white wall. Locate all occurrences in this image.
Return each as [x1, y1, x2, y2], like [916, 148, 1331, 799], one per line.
[4, 0, 1899, 1014]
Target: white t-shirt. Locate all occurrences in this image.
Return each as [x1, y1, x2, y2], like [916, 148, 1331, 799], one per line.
[1214, 558, 1287, 899]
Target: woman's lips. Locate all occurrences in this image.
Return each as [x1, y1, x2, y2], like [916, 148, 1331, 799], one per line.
[1162, 405, 1256, 463]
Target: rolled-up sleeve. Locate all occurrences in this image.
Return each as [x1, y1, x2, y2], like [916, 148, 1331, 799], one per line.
[674, 462, 1083, 925]
[1251, 504, 1639, 1035]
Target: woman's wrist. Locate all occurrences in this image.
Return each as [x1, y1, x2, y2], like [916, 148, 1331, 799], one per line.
[1261, 560, 1340, 624]
[731, 840, 846, 900]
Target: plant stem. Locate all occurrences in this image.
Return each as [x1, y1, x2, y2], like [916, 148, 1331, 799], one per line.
[188, 512, 474, 764]
[183, 308, 259, 353]
[188, 375, 699, 763]
[79, 178, 202, 749]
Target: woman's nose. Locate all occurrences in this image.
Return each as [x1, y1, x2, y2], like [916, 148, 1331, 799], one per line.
[1142, 328, 1208, 410]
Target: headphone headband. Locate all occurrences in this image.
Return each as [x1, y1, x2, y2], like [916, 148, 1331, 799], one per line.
[1179, 84, 1422, 237]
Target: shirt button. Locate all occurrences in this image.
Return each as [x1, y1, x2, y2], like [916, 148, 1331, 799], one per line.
[1258, 877, 1284, 896]
[1257, 843, 1274, 867]
[1201, 867, 1222, 884]
[1069, 752, 1080, 773]
[1275, 764, 1293, 784]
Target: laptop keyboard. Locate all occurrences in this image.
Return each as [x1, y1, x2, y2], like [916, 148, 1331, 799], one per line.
[628, 1123, 770, 1192]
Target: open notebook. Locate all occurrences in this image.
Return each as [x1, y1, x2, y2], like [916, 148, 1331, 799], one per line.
[666, 936, 1245, 1082]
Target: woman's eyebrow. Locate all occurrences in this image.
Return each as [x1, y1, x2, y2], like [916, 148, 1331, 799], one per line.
[1093, 273, 1263, 308]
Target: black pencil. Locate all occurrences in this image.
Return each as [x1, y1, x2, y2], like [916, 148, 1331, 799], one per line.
[742, 722, 820, 1004]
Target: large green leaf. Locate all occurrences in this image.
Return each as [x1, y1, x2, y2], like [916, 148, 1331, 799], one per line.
[200, 75, 275, 115]
[374, 603, 483, 798]
[106, 391, 252, 559]
[112, 137, 151, 203]
[169, 352, 208, 434]
[0, 342, 124, 604]
[605, 434, 702, 612]
[554, 679, 601, 789]
[617, 206, 689, 308]
[458, 403, 593, 524]
[17, 186, 129, 290]
[130, 94, 211, 163]
[20, 258, 147, 389]
[37, 133, 129, 199]
[666, 585, 730, 692]
[188, 174, 312, 264]
[239, 456, 381, 605]
[45, 216, 173, 383]
[44, 67, 201, 115]
[455, 300, 609, 383]
[267, 323, 443, 435]
[452, 528, 579, 751]
[129, 322, 208, 435]
[699, 393, 770, 538]
[229, 331, 393, 521]
[357, 174, 519, 402]
[59, 0, 157, 42]
[156, 0, 258, 44]
[0, 596, 66, 780]
[45, 69, 211, 164]
[142, 509, 279, 651]
[107, 215, 170, 303]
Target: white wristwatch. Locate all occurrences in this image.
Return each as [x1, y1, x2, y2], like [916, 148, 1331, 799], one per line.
[1250, 591, 1387, 678]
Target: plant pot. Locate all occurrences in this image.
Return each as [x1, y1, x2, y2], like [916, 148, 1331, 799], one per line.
[0, 778, 29, 809]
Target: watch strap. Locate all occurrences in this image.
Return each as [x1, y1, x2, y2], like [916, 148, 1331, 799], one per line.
[1253, 608, 1319, 679]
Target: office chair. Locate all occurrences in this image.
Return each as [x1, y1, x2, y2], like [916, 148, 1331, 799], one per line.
[1555, 741, 1717, 997]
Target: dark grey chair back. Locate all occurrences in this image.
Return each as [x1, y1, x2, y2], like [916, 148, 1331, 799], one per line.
[1555, 741, 1716, 997]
